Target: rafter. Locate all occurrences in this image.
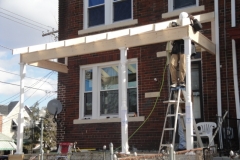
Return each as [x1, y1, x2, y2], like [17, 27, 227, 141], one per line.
[29, 60, 68, 73]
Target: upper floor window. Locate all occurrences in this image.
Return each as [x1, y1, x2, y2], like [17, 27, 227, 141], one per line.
[169, 0, 198, 12]
[174, 0, 196, 9]
[85, 0, 132, 28]
[80, 59, 138, 119]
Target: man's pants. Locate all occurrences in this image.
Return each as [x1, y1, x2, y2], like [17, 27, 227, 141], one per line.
[170, 53, 186, 84]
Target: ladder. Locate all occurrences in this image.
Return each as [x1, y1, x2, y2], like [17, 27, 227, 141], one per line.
[158, 87, 203, 153]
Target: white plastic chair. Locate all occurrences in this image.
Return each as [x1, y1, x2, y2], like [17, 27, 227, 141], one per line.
[193, 122, 217, 147]
[55, 142, 73, 160]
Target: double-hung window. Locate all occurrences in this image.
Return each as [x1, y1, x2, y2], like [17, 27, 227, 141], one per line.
[80, 59, 138, 120]
[85, 0, 132, 28]
[174, 0, 196, 9]
[168, 0, 199, 11]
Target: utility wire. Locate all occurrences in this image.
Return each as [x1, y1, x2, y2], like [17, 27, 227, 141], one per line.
[0, 7, 53, 29]
[0, 69, 57, 86]
[0, 15, 42, 32]
[0, 80, 56, 93]
[0, 44, 12, 50]
[24, 72, 55, 102]
[38, 92, 57, 105]
[0, 71, 56, 104]
[0, 12, 49, 31]
[0, 93, 19, 104]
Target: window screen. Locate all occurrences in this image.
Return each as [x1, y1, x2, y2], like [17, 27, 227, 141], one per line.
[88, 0, 105, 27]
[113, 0, 131, 22]
[174, 0, 196, 9]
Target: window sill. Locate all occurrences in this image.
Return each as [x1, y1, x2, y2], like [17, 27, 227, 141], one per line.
[73, 116, 145, 124]
[78, 19, 138, 35]
[162, 5, 205, 19]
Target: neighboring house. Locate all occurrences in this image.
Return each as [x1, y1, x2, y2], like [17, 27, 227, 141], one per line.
[13, 0, 240, 152]
[0, 101, 30, 141]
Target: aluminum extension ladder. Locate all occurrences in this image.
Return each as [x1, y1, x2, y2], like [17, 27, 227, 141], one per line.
[158, 87, 203, 153]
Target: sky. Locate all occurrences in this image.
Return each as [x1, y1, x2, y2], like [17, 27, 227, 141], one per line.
[0, 0, 59, 108]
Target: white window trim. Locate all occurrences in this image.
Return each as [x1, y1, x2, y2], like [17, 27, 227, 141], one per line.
[74, 116, 145, 124]
[162, 5, 205, 19]
[162, 0, 204, 19]
[78, 58, 139, 123]
[83, 0, 133, 30]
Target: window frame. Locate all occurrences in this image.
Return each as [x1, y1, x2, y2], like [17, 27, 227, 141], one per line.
[83, 0, 133, 29]
[79, 58, 138, 120]
[168, 0, 199, 12]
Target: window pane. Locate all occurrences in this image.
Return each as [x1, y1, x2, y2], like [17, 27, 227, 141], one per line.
[174, 0, 196, 9]
[85, 70, 92, 92]
[100, 90, 118, 115]
[101, 66, 118, 90]
[191, 64, 199, 90]
[84, 93, 92, 116]
[128, 64, 136, 88]
[89, 5, 104, 27]
[191, 63, 201, 119]
[89, 0, 104, 7]
[113, 0, 131, 22]
[127, 88, 137, 113]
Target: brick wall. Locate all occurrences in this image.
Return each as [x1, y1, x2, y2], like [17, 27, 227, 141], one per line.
[57, 0, 240, 150]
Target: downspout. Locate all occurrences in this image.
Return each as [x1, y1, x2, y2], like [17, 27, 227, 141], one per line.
[214, 0, 223, 149]
[231, 0, 240, 149]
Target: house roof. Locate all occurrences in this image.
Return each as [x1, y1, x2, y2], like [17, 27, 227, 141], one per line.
[0, 133, 16, 150]
[12, 12, 215, 73]
[0, 101, 18, 115]
[0, 105, 8, 115]
[0, 133, 14, 141]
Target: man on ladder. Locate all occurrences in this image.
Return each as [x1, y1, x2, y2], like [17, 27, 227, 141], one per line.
[168, 12, 202, 151]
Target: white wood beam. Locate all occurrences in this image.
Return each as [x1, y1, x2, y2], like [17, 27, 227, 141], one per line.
[65, 37, 85, 46]
[86, 33, 107, 43]
[188, 26, 215, 55]
[47, 41, 65, 49]
[107, 29, 129, 39]
[20, 26, 189, 63]
[29, 44, 46, 52]
[13, 47, 28, 55]
[130, 24, 154, 35]
[13, 12, 214, 56]
[29, 60, 68, 73]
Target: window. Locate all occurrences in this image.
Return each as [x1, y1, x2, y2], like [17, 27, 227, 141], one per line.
[113, 0, 132, 22]
[88, 0, 105, 27]
[85, 0, 132, 28]
[11, 119, 18, 131]
[100, 66, 119, 115]
[84, 69, 93, 116]
[168, 0, 199, 12]
[80, 59, 138, 119]
[174, 0, 196, 9]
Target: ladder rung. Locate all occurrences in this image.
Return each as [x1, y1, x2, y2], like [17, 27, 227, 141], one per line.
[161, 144, 171, 147]
[167, 114, 176, 117]
[179, 113, 185, 116]
[167, 113, 185, 117]
[164, 128, 174, 131]
[163, 100, 185, 104]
